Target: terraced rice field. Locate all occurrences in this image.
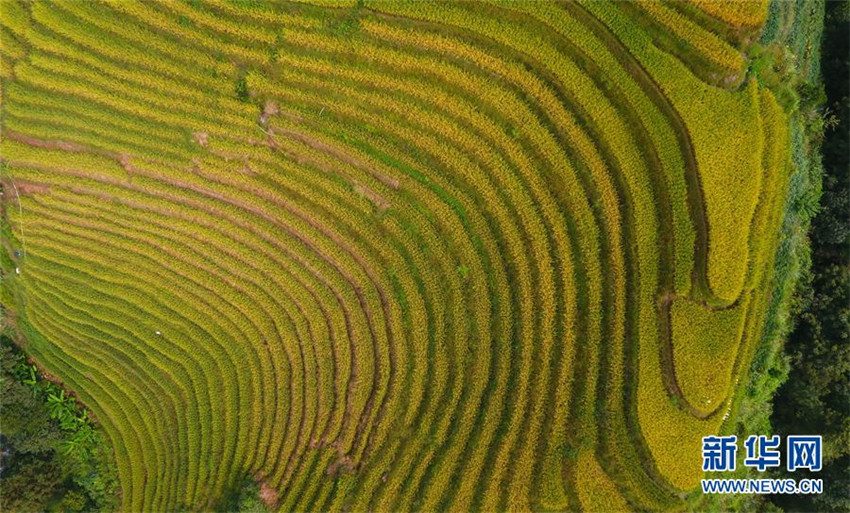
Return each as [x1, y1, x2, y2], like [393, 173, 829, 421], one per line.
[0, 1, 792, 511]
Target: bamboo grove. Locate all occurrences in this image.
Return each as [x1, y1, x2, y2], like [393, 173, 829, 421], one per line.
[0, 1, 792, 511]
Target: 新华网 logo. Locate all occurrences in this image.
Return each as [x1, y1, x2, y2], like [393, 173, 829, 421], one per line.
[701, 435, 822, 473]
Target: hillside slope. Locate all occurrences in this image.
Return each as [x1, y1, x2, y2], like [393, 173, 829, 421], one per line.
[0, 1, 797, 511]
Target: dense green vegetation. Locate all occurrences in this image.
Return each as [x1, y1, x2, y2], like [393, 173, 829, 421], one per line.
[0, 336, 117, 512]
[770, 2, 850, 511]
[0, 1, 829, 511]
